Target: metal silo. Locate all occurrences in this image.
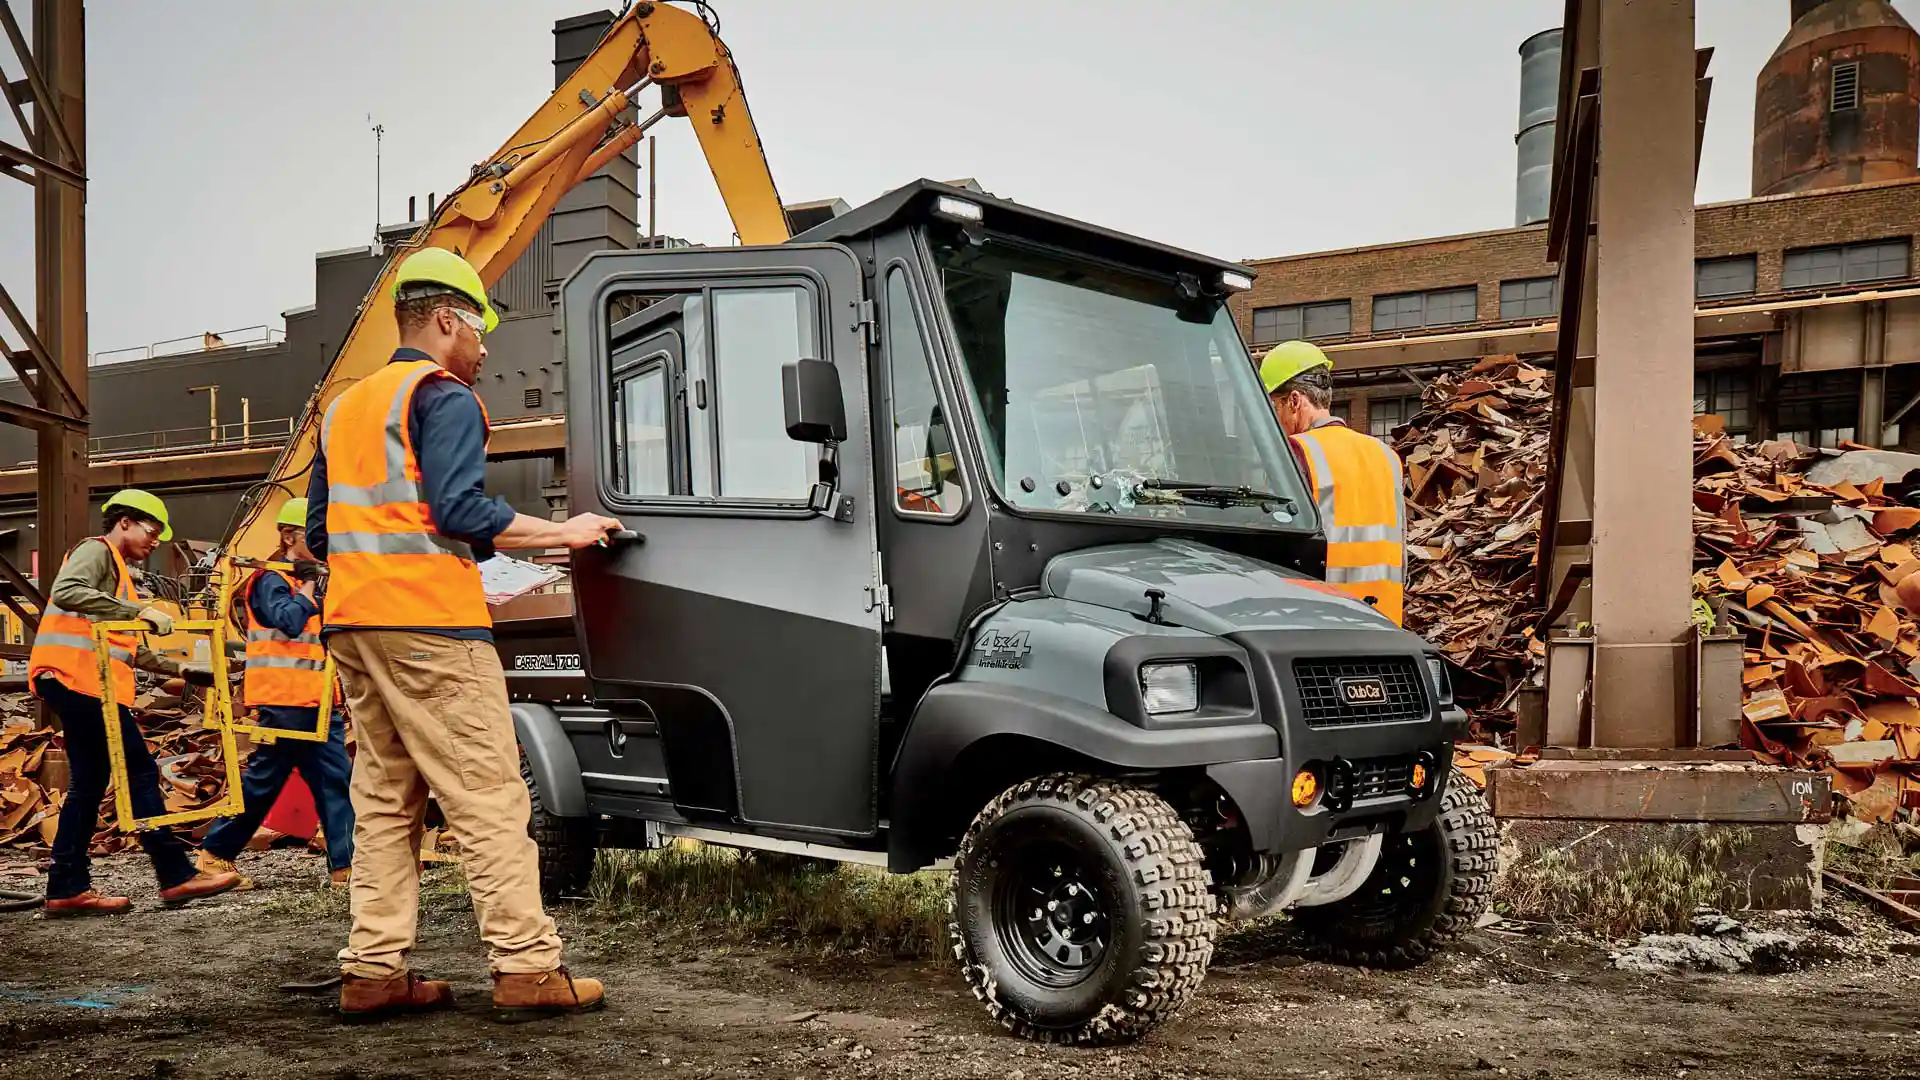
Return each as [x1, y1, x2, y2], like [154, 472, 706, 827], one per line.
[1515, 28, 1564, 227]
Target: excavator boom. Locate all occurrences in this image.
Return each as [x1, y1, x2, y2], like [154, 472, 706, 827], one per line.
[221, 1, 787, 564]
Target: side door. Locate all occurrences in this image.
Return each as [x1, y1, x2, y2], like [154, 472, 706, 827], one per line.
[562, 244, 884, 838]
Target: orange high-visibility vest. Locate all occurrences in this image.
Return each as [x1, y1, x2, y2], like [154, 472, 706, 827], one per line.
[28, 538, 139, 702]
[1292, 423, 1407, 625]
[242, 569, 327, 708]
[321, 358, 492, 631]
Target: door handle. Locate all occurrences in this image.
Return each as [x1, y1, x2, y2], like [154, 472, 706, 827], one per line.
[605, 717, 628, 757]
[600, 529, 646, 546]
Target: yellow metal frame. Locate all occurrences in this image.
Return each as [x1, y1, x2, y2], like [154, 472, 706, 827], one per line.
[94, 618, 245, 833]
[222, 558, 336, 745]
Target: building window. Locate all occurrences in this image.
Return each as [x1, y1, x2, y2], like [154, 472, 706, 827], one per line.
[1252, 300, 1350, 344]
[1331, 399, 1352, 423]
[1774, 370, 1858, 449]
[1366, 395, 1420, 437]
[1692, 370, 1754, 437]
[1695, 255, 1758, 299]
[1832, 61, 1861, 112]
[1782, 239, 1911, 289]
[1498, 277, 1557, 319]
[1372, 286, 1477, 332]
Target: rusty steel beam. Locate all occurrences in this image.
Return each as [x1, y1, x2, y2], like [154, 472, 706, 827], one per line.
[0, 278, 83, 415]
[1486, 760, 1832, 823]
[0, 134, 79, 188]
[0, 547, 43, 616]
[0, 0, 77, 167]
[31, 0, 89, 602]
[0, 415, 567, 497]
[0, 393, 83, 431]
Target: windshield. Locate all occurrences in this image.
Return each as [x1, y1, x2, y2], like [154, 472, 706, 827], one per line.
[935, 240, 1308, 529]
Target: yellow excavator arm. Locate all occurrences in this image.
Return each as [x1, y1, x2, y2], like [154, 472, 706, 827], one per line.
[220, 1, 788, 565]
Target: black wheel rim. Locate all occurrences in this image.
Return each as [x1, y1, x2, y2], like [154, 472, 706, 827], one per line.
[991, 837, 1112, 989]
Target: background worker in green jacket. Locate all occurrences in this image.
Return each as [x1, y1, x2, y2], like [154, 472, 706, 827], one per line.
[28, 489, 241, 915]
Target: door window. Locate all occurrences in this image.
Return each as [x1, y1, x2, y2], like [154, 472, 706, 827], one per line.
[711, 287, 816, 501]
[612, 358, 672, 496]
[885, 268, 964, 516]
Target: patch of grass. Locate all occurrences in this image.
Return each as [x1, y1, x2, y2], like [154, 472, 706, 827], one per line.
[1825, 823, 1920, 891]
[254, 861, 469, 921]
[1499, 826, 1755, 938]
[585, 844, 950, 959]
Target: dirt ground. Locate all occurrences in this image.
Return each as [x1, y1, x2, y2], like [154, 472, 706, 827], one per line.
[3, 851, 1919, 1080]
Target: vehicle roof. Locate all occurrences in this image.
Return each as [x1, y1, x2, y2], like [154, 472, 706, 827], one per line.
[788, 179, 1256, 283]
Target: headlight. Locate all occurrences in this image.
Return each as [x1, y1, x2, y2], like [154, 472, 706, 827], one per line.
[1140, 662, 1199, 715]
[1425, 656, 1452, 703]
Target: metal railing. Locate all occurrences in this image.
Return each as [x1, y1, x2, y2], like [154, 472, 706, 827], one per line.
[84, 416, 296, 460]
[90, 324, 285, 367]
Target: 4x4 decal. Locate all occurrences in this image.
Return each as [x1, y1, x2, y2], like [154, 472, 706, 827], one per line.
[973, 629, 1033, 670]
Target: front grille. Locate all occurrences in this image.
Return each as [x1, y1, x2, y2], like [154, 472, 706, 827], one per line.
[1292, 657, 1429, 728]
[1349, 757, 1414, 801]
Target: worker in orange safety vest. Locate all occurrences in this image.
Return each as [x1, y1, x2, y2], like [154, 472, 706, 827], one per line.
[1260, 340, 1407, 625]
[195, 496, 355, 891]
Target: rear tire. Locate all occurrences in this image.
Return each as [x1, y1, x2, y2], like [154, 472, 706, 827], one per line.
[521, 750, 595, 904]
[949, 774, 1215, 1045]
[1287, 767, 1495, 968]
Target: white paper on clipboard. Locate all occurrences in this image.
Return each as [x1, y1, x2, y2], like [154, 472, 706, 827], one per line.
[480, 555, 564, 606]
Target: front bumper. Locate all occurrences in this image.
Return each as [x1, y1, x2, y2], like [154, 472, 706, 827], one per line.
[1207, 629, 1468, 855]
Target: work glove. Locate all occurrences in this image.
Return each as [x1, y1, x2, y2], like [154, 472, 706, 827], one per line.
[181, 664, 216, 688]
[290, 558, 324, 583]
[137, 605, 175, 636]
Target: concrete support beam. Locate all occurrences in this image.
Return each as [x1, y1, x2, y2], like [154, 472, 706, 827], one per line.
[1589, 0, 1698, 748]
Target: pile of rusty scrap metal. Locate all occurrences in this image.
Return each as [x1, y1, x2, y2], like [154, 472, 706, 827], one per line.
[0, 688, 236, 853]
[1390, 355, 1553, 730]
[1693, 432, 1920, 821]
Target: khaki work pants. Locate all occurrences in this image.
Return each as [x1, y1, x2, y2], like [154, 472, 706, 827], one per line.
[330, 629, 563, 978]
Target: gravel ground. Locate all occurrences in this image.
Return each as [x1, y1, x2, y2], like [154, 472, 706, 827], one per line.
[2, 851, 1919, 1079]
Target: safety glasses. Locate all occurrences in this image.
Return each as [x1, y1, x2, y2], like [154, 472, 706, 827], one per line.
[446, 306, 488, 339]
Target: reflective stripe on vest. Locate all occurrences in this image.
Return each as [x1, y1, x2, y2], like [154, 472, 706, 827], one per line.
[242, 569, 328, 708]
[321, 358, 492, 630]
[28, 538, 139, 702]
[1293, 424, 1407, 626]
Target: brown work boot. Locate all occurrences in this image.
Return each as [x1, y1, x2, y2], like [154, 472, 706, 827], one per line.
[157, 870, 242, 908]
[491, 968, 605, 1023]
[44, 891, 132, 918]
[338, 972, 454, 1024]
[329, 867, 352, 889]
[195, 851, 256, 891]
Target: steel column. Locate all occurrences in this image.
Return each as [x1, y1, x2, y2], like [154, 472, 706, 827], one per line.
[1588, 0, 1698, 747]
[28, 0, 89, 596]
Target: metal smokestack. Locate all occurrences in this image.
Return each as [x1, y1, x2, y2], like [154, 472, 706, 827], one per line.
[1515, 27, 1564, 227]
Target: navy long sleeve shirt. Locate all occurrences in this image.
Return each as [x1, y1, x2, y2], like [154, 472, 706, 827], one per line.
[307, 348, 517, 641]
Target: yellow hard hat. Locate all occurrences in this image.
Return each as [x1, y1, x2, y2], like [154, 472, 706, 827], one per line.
[392, 248, 498, 333]
[102, 488, 172, 541]
[275, 497, 309, 530]
[1259, 340, 1333, 395]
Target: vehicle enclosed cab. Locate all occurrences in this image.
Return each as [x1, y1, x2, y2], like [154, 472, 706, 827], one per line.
[503, 179, 1494, 1044]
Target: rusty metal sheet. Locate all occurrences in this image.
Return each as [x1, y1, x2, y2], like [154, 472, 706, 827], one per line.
[1487, 760, 1831, 823]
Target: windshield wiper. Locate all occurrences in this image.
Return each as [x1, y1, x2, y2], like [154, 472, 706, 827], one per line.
[1135, 478, 1298, 511]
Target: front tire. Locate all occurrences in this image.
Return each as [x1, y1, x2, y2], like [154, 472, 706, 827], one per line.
[1287, 767, 1495, 968]
[521, 750, 595, 904]
[949, 774, 1215, 1045]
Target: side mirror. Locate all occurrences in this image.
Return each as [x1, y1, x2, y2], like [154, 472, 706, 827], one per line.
[782, 357, 846, 443]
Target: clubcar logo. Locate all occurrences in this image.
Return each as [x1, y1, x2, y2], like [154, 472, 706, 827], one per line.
[1336, 676, 1388, 706]
[974, 629, 1033, 670]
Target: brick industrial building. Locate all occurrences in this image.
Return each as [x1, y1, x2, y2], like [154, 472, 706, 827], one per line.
[1230, 0, 1920, 448]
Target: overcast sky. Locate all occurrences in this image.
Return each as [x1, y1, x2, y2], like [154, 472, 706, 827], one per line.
[0, 0, 1914, 356]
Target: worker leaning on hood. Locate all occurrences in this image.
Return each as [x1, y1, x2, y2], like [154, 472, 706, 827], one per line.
[27, 488, 242, 915]
[306, 247, 622, 1024]
[194, 496, 355, 891]
[1261, 340, 1408, 625]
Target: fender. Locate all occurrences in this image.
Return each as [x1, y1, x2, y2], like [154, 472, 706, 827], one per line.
[885, 681, 1277, 871]
[511, 702, 588, 818]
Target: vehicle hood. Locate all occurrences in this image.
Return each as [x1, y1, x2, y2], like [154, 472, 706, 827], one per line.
[1041, 538, 1398, 635]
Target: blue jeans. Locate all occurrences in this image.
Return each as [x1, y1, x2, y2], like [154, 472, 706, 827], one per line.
[38, 675, 197, 899]
[200, 705, 355, 872]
